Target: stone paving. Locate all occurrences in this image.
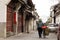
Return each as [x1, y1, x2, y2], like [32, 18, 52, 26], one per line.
[0, 31, 57, 40]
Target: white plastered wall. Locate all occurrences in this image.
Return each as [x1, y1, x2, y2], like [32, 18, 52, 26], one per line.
[29, 18, 34, 32]
[0, 0, 11, 38]
[56, 15, 60, 24]
[0, 0, 11, 22]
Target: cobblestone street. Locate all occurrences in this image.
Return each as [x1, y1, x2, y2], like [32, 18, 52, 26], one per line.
[0, 31, 57, 40]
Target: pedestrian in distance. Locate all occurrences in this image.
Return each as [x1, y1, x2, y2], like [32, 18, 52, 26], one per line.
[42, 23, 47, 38]
[36, 21, 43, 38]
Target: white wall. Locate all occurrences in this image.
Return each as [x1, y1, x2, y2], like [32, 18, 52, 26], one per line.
[56, 15, 60, 24]
[0, 0, 11, 5]
[29, 19, 34, 32]
[0, 0, 11, 38]
[0, 0, 11, 22]
[52, 18, 54, 24]
[33, 20, 37, 30]
[0, 3, 6, 22]
[59, 15, 60, 23]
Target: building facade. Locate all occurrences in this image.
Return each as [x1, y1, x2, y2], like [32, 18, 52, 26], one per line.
[0, 0, 37, 38]
[50, 3, 60, 24]
[32, 11, 39, 30]
[50, 6, 55, 24]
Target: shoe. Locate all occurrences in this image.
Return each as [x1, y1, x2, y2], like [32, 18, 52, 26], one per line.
[43, 36, 46, 38]
[39, 36, 42, 38]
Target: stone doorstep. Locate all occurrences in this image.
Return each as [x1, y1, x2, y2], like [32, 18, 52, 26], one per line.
[6, 33, 23, 38]
[6, 31, 35, 38]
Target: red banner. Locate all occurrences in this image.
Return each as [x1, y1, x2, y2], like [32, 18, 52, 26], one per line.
[14, 12, 16, 24]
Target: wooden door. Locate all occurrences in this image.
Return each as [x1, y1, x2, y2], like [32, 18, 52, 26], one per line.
[6, 6, 13, 32]
[18, 14, 23, 33]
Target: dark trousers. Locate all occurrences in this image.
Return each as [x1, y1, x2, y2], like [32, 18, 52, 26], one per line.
[37, 28, 42, 38]
[43, 29, 46, 38]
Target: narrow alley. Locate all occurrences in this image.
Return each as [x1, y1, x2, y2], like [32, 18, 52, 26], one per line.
[0, 0, 60, 40]
[2, 31, 57, 40]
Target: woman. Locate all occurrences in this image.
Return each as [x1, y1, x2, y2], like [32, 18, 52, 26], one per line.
[42, 23, 47, 38]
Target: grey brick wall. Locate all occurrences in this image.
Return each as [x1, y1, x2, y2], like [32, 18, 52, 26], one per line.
[0, 22, 6, 38]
